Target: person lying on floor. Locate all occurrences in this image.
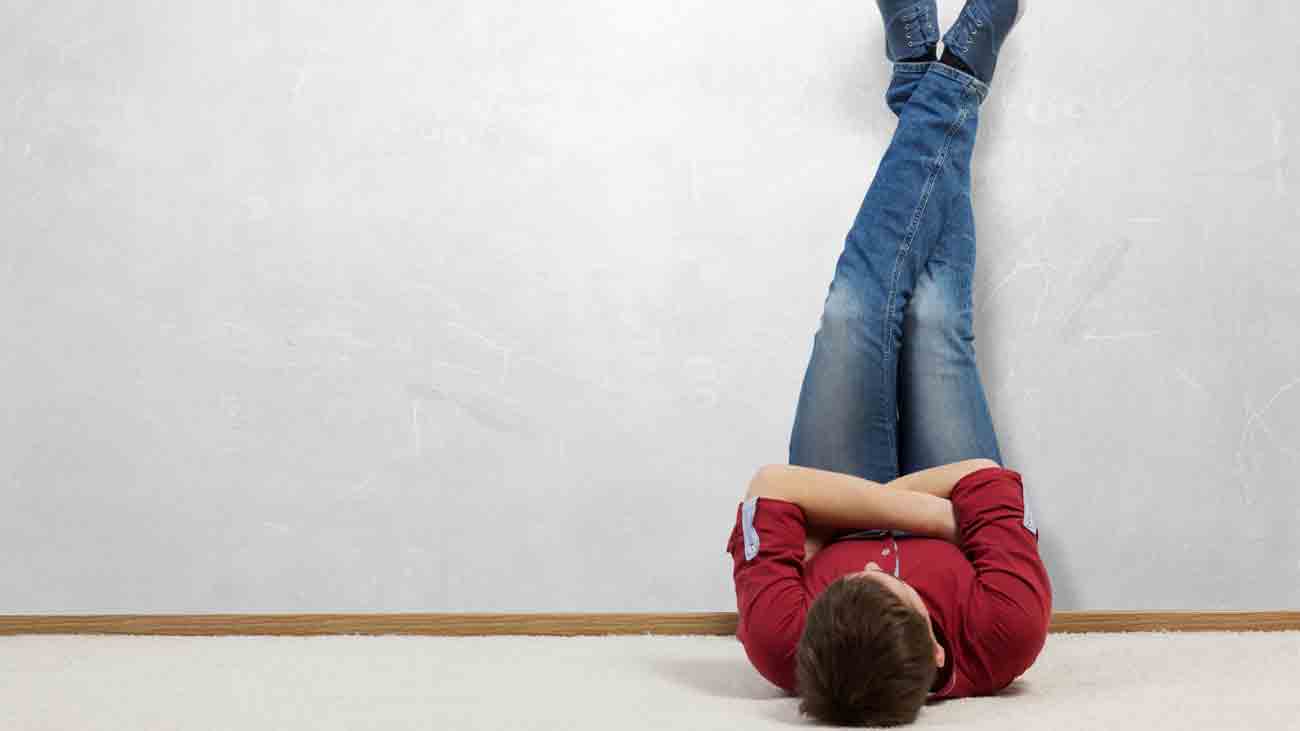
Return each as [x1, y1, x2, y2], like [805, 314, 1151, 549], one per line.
[724, 0, 1050, 726]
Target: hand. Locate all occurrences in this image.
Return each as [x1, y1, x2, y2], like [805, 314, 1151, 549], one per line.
[803, 534, 830, 561]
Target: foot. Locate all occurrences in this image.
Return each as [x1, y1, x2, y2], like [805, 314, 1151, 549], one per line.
[876, 0, 940, 62]
[941, 0, 1027, 83]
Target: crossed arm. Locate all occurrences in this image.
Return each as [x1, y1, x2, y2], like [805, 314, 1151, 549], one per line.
[744, 459, 1001, 553]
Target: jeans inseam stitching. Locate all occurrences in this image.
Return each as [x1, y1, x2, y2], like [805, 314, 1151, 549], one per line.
[885, 101, 971, 352]
[879, 100, 974, 468]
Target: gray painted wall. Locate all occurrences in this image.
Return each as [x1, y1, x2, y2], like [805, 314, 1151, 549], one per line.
[3, 0, 1298, 613]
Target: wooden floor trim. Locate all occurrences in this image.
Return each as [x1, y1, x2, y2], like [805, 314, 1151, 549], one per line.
[1047, 611, 1300, 633]
[1, 611, 1298, 636]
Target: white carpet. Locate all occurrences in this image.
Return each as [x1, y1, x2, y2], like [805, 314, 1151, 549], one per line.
[2, 631, 1298, 730]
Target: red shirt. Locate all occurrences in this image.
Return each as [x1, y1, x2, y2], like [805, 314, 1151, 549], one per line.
[724, 466, 1052, 699]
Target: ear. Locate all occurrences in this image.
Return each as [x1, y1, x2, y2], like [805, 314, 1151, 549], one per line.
[934, 643, 945, 668]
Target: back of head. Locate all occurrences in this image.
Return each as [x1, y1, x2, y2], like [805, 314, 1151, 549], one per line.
[795, 575, 937, 727]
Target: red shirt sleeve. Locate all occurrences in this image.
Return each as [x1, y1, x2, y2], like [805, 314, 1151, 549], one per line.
[724, 496, 809, 693]
[950, 466, 1053, 693]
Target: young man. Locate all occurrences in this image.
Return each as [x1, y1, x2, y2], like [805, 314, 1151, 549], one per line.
[724, 0, 1050, 726]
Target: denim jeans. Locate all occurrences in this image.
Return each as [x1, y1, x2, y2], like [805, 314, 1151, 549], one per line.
[787, 62, 1004, 520]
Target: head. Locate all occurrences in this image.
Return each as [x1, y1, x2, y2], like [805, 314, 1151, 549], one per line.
[795, 562, 944, 727]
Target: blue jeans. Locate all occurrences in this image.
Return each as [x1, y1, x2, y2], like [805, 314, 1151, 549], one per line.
[788, 62, 1003, 510]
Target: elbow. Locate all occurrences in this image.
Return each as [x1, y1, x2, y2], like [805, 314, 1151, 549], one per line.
[981, 603, 1051, 693]
[987, 628, 1048, 694]
[747, 464, 788, 500]
[753, 464, 786, 485]
[1008, 612, 1051, 684]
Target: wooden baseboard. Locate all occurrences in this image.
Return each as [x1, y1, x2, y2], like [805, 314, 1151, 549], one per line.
[0, 613, 737, 637]
[1047, 611, 1300, 633]
[0, 611, 1297, 636]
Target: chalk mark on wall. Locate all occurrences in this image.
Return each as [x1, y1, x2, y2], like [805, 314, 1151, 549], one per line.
[1173, 367, 1210, 396]
[1058, 237, 1136, 343]
[1234, 375, 1300, 501]
[975, 257, 1062, 318]
[411, 399, 421, 454]
[408, 383, 534, 437]
[446, 321, 510, 388]
[1254, 419, 1300, 460]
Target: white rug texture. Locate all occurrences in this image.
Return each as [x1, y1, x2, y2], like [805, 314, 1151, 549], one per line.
[2, 631, 1298, 730]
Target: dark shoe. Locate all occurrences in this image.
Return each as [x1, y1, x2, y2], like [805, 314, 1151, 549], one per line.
[877, 0, 940, 62]
[940, 0, 1027, 83]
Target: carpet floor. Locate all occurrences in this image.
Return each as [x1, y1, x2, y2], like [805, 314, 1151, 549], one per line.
[2, 631, 1297, 729]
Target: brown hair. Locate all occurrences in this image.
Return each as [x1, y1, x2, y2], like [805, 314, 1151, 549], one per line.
[795, 575, 937, 727]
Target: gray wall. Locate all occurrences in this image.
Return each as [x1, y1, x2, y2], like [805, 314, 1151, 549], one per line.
[3, 0, 1298, 613]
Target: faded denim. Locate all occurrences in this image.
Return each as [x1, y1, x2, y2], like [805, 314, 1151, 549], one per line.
[787, 62, 1004, 532]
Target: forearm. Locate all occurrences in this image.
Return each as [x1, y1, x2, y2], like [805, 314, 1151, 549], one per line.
[885, 458, 1001, 500]
[747, 465, 958, 543]
[817, 486, 955, 543]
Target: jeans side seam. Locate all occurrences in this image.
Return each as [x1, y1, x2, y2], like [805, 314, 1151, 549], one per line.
[879, 99, 975, 472]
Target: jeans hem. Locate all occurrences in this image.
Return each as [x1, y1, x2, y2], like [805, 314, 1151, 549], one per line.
[925, 62, 991, 101]
[891, 60, 933, 76]
[891, 60, 991, 101]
